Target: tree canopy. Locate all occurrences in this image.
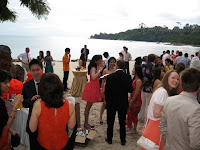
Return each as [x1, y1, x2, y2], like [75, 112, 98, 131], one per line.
[0, 0, 50, 22]
[90, 24, 200, 46]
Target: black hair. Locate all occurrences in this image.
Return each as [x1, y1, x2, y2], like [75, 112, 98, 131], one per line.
[135, 57, 142, 65]
[88, 55, 102, 75]
[179, 51, 183, 56]
[39, 73, 64, 108]
[133, 65, 143, 81]
[103, 52, 109, 57]
[0, 69, 12, 95]
[184, 53, 188, 57]
[80, 53, 86, 67]
[65, 48, 70, 52]
[165, 58, 172, 65]
[29, 59, 43, 70]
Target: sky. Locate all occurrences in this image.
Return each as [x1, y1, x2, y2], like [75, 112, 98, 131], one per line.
[1, 0, 200, 38]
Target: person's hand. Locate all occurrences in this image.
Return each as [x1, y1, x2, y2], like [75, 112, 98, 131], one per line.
[13, 95, 23, 110]
[31, 95, 40, 101]
[98, 66, 103, 72]
[69, 54, 71, 57]
[11, 130, 19, 136]
[129, 100, 134, 107]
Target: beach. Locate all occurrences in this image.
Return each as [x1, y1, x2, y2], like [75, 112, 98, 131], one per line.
[15, 60, 143, 150]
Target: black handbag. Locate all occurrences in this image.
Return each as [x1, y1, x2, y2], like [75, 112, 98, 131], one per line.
[11, 134, 20, 147]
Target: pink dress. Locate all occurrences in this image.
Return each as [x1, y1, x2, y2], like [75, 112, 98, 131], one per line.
[82, 74, 102, 103]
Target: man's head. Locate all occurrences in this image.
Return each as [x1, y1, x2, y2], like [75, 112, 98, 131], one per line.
[116, 60, 125, 70]
[166, 50, 170, 54]
[181, 68, 200, 93]
[84, 45, 87, 49]
[65, 48, 70, 54]
[29, 59, 43, 82]
[103, 52, 109, 58]
[179, 51, 183, 56]
[123, 46, 128, 53]
[25, 47, 30, 53]
[184, 53, 188, 58]
[148, 54, 156, 63]
[0, 45, 12, 72]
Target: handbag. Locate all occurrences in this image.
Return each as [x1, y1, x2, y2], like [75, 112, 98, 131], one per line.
[11, 134, 20, 147]
[136, 119, 161, 150]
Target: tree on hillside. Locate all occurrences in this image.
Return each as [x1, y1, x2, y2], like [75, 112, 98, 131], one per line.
[0, 0, 50, 22]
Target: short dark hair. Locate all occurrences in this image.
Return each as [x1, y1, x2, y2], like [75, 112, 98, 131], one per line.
[184, 53, 188, 57]
[148, 54, 156, 62]
[39, 73, 64, 108]
[181, 68, 200, 92]
[29, 59, 43, 70]
[65, 48, 70, 52]
[175, 63, 185, 74]
[123, 46, 128, 50]
[116, 60, 125, 69]
[103, 52, 109, 57]
[179, 51, 183, 56]
[166, 50, 170, 53]
[135, 57, 142, 65]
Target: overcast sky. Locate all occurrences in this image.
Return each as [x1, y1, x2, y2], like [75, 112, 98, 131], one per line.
[1, 0, 200, 38]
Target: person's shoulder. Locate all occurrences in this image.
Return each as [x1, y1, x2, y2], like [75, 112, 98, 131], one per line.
[24, 79, 34, 86]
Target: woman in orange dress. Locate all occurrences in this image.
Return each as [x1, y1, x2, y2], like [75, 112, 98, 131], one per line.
[126, 64, 143, 134]
[99, 57, 116, 124]
[141, 70, 179, 150]
[29, 73, 76, 150]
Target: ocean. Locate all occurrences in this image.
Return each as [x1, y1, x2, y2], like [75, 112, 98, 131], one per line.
[0, 35, 199, 61]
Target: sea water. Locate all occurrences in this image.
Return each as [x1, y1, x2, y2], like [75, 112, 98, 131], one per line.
[0, 35, 199, 61]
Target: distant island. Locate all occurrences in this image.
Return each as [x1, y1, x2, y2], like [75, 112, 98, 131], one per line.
[90, 24, 200, 46]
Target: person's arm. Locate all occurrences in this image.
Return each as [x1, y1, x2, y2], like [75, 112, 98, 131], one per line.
[17, 54, 23, 63]
[128, 53, 132, 61]
[153, 104, 163, 118]
[129, 79, 142, 106]
[90, 67, 103, 80]
[159, 103, 167, 143]
[5, 95, 23, 130]
[29, 100, 41, 132]
[50, 56, 53, 61]
[68, 101, 76, 130]
[188, 107, 200, 149]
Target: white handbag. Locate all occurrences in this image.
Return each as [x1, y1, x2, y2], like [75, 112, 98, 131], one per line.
[136, 119, 161, 150]
[137, 135, 159, 150]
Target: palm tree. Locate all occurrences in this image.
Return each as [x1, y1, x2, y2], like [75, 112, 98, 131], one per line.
[139, 23, 146, 29]
[0, 0, 50, 22]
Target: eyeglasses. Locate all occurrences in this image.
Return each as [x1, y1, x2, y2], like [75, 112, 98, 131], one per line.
[30, 68, 42, 72]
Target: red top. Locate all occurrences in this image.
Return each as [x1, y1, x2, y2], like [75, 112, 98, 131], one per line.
[38, 100, 70, 150]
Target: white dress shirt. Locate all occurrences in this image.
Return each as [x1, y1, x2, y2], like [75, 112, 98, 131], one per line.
[17, 52, 31, 64]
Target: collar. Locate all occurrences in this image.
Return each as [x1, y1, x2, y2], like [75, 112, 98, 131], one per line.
[116, 69, 124, 72]
[34, 80, 40, 85]
[180, 91, 199, 104]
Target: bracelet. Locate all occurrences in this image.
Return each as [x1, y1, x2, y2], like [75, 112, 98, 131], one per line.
[12, 110, 17, 112]
[10, 115, 16, 119]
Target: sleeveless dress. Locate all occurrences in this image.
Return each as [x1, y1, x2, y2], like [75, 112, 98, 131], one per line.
[37, 100, 70, 150]
[126, 79, 142, 128]
[82, 74, 102, 103]
[45, 57, 53, 73]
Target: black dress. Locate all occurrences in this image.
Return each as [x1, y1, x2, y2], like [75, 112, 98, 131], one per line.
[0, 98, 8, 137]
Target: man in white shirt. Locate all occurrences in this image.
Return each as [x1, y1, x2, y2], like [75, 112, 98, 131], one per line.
[190, 51, 200, 69]
[122, 46, 132, 74]
[17, 47, 31, 72]
[103, 52, 110, 68]
[162, 50, 171, 66]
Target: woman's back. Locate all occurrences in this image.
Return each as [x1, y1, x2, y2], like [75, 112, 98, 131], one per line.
[38, 100, 70, 150]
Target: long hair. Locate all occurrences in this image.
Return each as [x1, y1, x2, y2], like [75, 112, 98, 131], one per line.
[39, 73, 64, 108]
[80, 53, 86, 67]
[0, 69, 12, 95]
[133, 64, 143, 81]
[160, 70, 179, 96]
[108, 57, 116, 70]
[88, 55, 101, 75]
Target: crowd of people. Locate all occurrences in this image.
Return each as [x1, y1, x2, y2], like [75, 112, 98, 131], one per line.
[0, 44, 200, 150]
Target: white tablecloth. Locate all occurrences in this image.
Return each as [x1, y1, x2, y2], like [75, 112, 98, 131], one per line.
[5, 100, 30, 149]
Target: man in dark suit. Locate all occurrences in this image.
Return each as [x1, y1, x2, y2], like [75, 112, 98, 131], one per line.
[22, 59, 43, 149]
[81, 44, 89, 61]
[105, 60, 133, 146]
